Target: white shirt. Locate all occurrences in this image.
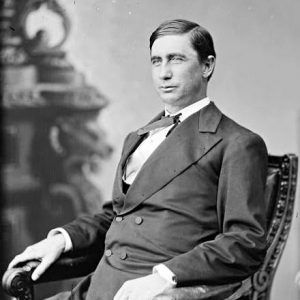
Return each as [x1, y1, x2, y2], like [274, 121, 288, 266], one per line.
[49, 97, 211, 285]
[123, 97, 210, 184]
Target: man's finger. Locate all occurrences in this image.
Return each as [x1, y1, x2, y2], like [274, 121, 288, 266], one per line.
[31, 257, 53, 281]
[8, 252, 37, 269]
[8, 258, 19, 269]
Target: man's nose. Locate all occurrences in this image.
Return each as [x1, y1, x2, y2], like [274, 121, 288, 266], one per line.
[159, 64, 172, 80]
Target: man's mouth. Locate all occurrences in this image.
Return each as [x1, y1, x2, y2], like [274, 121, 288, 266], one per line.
[160, 85, 177, 92]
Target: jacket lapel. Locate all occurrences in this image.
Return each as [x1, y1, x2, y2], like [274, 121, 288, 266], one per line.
[119, 102, 223, 215]
[120, 110, 165, 169]
[111, 111, 165, 212]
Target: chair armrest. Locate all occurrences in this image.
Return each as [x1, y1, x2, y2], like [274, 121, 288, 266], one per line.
[2, 250, 101, 298]
[37, 250, 101, 282]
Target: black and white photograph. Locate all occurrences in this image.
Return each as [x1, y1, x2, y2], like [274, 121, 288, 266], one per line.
[1, 1, 299, 299]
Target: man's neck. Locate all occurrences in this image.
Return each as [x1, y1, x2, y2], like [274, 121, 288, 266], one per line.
[165, 97, 210, 116]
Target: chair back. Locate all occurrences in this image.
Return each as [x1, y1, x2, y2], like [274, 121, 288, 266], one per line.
[250, 154, 298, 299]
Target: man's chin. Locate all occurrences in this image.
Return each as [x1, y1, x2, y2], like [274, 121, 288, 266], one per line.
[158, 94, 179, 105]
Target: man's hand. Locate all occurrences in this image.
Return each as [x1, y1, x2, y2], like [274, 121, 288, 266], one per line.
[113, 273, 174, 300]
[8, 234, 66, 281]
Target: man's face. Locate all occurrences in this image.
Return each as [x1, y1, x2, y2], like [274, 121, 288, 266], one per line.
[151, 33, 206, 113]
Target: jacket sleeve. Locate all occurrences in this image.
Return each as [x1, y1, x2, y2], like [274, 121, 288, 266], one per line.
[164, 133, 268, 285]
[62, 200, 115, 252]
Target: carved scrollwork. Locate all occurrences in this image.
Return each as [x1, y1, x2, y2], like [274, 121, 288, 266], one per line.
[2, 268, 34, 300]
[29, 111, 112, 215]
[34, 53, 73, 68]
[252, 271, 269, 293]
[50, 113, 112, 159]
[1, 0, 30, 65]
[251, 154, 298, 299]
[2, 1, 112, 298]
[20, 0, 71, 53]
[48, 113, 112, 213]
[40, 85, 108, 109]
[2, 89, 46, 108]
[0, 46, 27, 65]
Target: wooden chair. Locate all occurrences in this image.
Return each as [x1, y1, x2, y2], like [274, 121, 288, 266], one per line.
[2, 154, 298, 300]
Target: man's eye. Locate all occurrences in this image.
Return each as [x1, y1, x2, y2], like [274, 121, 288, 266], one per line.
[170, 56, 183, 63]
[151, 59, 161, 66]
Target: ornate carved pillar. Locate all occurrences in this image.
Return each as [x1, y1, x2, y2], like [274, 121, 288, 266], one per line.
[1, 1, 111, 298]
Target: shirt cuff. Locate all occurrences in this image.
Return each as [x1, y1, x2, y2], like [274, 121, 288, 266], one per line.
[153, 264, 177, 286]
[47, 228, 73, 252]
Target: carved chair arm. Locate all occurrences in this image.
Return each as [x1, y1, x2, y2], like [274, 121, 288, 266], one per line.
[2, 250, 101, 298]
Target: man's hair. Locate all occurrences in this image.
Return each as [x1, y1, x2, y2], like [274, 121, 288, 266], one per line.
[149, 19, 216, 80]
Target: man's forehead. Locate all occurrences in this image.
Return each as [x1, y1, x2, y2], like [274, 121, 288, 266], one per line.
[151, 33, 195, 56]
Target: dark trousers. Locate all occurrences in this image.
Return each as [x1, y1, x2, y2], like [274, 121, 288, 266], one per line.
[45, 257, 140, 300]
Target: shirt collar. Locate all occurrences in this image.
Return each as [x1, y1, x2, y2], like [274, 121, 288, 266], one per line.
[165, 97, 210, 122]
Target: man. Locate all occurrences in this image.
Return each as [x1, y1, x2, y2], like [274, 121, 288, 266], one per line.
[8, 19, 268, 300]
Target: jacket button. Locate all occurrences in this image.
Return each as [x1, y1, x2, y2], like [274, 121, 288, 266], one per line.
[105, 249, 112, 257]
[135, 216, 143, 225]
[120, 251, 127, 260]
[116, 216, 123, 222]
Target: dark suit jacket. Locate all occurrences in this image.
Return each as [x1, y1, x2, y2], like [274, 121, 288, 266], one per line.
[63, 102, 268, 299]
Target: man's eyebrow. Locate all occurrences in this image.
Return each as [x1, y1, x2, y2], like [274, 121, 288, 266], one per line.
[151, 53, 187, 61]
[167, 52, 185, 57]
[168, 53, 186, 59]
[150, 55, 161, 61]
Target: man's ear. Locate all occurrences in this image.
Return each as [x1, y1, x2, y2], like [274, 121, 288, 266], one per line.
[202, 55, 215, 79]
